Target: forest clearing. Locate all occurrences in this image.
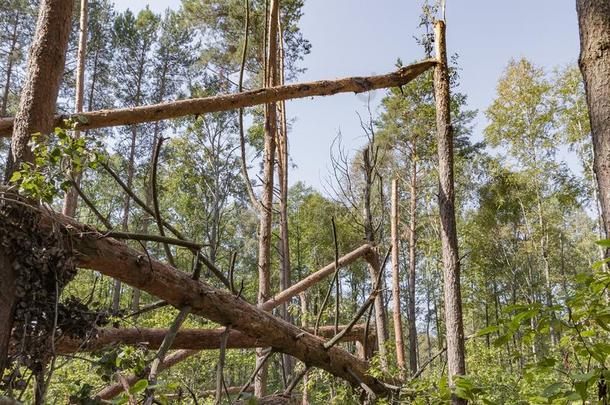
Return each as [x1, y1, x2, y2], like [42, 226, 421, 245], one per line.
[0, 0, 609, 404]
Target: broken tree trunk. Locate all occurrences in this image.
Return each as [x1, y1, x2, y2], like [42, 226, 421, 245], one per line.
[0, 60, 436, 137]
[577, 0, 610, 243]
[54, 324, 374, 354]
[28, 210, 392, 396]
[0, 0, 73, 375]
[433, 20, 466, 404]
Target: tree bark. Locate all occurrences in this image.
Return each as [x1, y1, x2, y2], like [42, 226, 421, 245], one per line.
[433, 20, 466, 404]
[62, 0, 88, 217]
[577, 0, 610, 244]
[0, 60, 436, 137]
[0, 0, 73, 375]
[390, 179, 406, 377]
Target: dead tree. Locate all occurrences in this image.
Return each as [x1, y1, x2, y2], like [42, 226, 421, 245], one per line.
[20, 208, 392, 395]
[433, 20, 466, 404]
[577, 0, 610, 244]
[53, 324, 374, 354]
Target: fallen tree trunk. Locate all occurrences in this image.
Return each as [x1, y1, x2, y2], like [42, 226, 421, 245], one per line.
[55, 324, 374, 354]
[85, 245, 376, 398]
[31, 208, 391, 396]
[262, 243, 374, 311]
[0, 60, 435, 137]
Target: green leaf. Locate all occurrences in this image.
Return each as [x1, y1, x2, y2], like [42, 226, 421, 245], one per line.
[476, 325, 499, 337]
[129, 379, 148, 394]
[541, 382, 563, 398]
[595, 239, 610, 248]
[592, 258, 610, 270]
[9, 171, 21, 183]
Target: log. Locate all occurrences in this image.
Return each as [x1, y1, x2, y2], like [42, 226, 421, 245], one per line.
[0, 60, 435, 137]
[86, 244, 376, 399]
[262, 243, 374, 311]
[32, 209, 391, 396]
[55, 324, 374, 354]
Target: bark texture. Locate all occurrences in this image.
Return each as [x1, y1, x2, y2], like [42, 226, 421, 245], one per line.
[0, 0, 73, 374]
[4, 0, 73, 178]
[577, 0, 610, 242]
[0, 60, 436, 137]
[433, 20, 466, 403]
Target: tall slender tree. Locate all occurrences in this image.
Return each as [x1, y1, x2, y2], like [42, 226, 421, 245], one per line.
[433, 19, 466, 404]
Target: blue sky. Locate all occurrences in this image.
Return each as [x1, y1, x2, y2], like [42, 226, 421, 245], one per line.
[114, 0, 581, 190]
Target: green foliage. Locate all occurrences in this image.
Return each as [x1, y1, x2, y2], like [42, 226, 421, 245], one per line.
[9, 121, 104, 203]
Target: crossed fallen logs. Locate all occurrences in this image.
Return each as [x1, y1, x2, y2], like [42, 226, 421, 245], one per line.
[25, 207, 393, 396]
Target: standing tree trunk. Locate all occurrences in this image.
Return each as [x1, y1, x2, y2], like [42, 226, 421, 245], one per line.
[62, 0, 88, 218]
[433, 20, 466, 404]
[277, 20, 294, 379]
[0, 0, 73, 379]
[407, 141, 419, 375]
[255, 0, 279, 397]
[112, 48, 146, 313]
[577, 0, 610, 244]
[390, 179, 406, 377]
[361, 144, 389, 372]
